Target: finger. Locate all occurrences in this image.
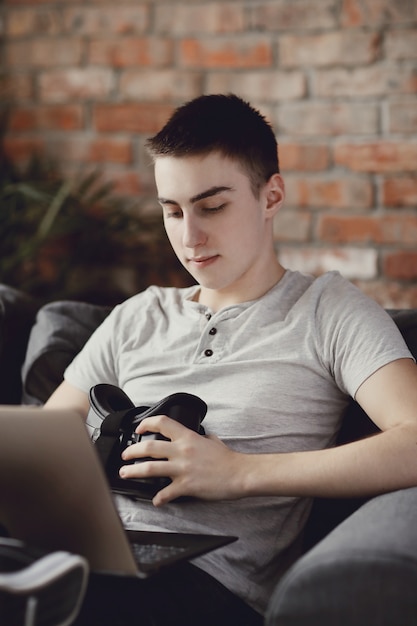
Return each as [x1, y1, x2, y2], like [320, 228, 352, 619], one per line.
[152, 482, 184, 507]
[135, 414, 188, 439]
[119, 459, 172, 480]
[121, 439, 172, 461]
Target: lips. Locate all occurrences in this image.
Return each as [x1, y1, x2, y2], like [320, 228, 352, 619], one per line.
[188, 255, 219, 267]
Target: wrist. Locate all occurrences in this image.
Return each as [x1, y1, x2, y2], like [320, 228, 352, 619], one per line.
[230, 451, 268, 499]
[232, 452, 293, 499]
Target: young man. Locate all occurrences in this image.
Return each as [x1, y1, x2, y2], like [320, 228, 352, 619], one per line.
[45, 94, 417, 624]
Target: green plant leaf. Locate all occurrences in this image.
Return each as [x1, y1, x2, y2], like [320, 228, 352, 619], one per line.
[37, 179, 73, 239]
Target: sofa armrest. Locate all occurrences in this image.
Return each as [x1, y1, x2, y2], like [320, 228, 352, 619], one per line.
[266, 487, 417, 626]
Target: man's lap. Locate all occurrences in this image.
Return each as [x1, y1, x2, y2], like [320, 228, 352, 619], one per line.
[73, 562, 263, 626]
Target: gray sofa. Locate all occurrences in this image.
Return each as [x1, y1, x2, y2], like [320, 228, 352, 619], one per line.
[1, 283, 417, 625]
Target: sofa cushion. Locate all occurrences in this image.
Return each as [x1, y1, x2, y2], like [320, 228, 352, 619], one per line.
[21, 300, 111, 405]
[267, 486, 417, 626]
[0, 284, 39, 404]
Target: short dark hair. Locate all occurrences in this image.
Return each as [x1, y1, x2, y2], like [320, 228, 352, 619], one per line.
[146, 94, 279, 197]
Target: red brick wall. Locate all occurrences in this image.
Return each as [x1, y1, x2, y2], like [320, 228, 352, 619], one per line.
[2, 0, 417, 307]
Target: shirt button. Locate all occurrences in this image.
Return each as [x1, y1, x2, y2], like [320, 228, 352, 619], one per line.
[204, 349, 213, 357]
[209, 327, 217, 335]
[205, 313, 212, 321]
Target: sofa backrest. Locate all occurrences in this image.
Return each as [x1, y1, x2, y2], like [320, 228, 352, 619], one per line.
[0, 285, 39, 404]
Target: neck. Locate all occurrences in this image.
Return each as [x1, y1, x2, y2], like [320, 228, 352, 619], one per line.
[197, 263, 286, 313]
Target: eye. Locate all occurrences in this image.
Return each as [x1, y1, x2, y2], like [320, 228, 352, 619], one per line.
[163, 207, 183, 219]
[202, 203, 226, 214]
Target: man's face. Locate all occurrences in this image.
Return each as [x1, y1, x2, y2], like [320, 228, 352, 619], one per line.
[154, 152, 283, 305]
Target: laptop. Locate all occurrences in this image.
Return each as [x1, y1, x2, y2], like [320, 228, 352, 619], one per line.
[0, 406, 237, 578]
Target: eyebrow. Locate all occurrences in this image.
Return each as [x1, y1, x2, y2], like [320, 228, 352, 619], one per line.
[158, 185, 234, 206]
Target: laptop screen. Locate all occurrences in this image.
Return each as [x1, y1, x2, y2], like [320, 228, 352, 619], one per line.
[0, 406, 138, 574]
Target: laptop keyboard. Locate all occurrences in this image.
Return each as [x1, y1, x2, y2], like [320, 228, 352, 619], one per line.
[132, 543, 188, 565]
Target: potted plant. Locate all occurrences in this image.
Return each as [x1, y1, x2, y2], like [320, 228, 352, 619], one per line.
[0, 150, 192, 305]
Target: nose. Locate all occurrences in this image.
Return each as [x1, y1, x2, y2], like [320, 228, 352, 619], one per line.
[182, 214, 207, 249]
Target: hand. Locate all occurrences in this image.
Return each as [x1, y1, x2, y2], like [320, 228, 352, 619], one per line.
[119, 415, 244, 506]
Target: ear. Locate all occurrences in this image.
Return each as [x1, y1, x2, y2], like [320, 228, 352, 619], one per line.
[264, 173, 285, 218]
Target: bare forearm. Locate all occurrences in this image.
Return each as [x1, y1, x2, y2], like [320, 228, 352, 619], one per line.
[238, 423, 417, 500]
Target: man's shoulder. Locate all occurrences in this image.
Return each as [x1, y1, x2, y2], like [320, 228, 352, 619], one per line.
[271, 269, 349, 310]
[274, 270, 380, 327]
[288, 270, 365, 305]
[278, 269, 348, 295]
